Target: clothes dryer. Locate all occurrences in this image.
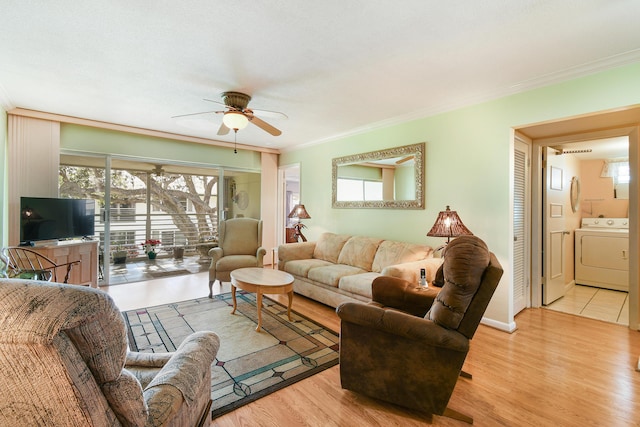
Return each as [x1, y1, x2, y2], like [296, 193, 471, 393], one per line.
[574, 218, 629, 291]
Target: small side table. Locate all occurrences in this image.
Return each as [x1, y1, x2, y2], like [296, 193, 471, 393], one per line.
[230, 267, 295, 332]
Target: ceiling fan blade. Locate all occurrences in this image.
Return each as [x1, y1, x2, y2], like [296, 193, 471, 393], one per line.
[203, 98, 227, 107]
[248, 115, 282, 136]
[204, 98, 243, 113]
[171, 110, 220, 119]
[217, 122, 230, 135]
[249, 108, 288, 120]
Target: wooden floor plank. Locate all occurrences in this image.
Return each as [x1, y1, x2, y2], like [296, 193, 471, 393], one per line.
[212, 298, 640, 427]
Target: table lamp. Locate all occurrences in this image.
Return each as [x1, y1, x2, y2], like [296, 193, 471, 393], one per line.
[426, 205, 472, 251]
[288, 204, 311, 242]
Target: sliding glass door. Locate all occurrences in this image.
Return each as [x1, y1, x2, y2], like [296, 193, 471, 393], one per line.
[60, 155, 222, 284]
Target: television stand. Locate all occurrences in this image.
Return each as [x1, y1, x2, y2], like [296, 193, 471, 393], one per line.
[28, 240, 98, 287]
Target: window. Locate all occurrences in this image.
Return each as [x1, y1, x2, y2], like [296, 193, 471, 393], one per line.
[601, 160, 630, 183]
[615, 163, 630, 184]
[337, 178, 383, 201]
[601, 159, 630, 199]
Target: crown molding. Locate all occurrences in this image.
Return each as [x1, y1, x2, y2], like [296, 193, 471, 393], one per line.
[287, 51, 640, 152]
[7, 108, 280, 155]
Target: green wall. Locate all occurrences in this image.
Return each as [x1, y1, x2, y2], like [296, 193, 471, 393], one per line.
[61, 124, 262, 171]
[229, 172, 261, 220]
[280, 62, 640, 328]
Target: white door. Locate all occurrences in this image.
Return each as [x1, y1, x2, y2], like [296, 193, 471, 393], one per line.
[543, 147, 570, 304]
[513, 137, 530, 314]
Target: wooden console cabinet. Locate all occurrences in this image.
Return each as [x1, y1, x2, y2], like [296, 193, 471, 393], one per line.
[30, 240, 99, 287]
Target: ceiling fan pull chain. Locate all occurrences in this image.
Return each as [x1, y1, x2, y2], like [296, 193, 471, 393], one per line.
[234, 129, 238, 154]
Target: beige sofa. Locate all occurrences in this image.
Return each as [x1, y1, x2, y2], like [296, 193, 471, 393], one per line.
[278, 232, 443, 308]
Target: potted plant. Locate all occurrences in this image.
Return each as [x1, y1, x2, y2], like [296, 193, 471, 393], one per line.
[112, 244, 128, 264]
[142, 239, 161, 260]
[173, 246, 185, 260]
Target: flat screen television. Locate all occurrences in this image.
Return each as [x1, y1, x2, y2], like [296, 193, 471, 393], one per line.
[20, 197, 96, 244]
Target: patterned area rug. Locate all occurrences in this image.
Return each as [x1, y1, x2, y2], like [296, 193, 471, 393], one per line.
[123, 292, 340, 419]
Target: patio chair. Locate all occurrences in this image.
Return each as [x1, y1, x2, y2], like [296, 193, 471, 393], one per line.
[3, 246, 80, 283]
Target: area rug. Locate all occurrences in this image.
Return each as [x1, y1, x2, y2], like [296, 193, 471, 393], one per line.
[122, 292, 340, 418]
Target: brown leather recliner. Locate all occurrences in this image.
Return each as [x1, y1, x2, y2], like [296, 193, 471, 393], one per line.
[336, 235, 503, 424]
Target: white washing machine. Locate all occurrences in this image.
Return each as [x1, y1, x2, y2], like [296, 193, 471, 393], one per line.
[574, 218, 629, 291]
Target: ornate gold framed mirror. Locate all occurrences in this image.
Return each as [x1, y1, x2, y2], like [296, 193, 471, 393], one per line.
[332, 142, 425, 209]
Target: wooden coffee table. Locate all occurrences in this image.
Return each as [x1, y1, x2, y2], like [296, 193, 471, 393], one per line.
[230, 267, 295, 332]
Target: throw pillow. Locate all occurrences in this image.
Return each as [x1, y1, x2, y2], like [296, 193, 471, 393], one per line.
[313, 233, 351, 263]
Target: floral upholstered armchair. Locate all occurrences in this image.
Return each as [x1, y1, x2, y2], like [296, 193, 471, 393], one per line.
[0, 279, 220, 427]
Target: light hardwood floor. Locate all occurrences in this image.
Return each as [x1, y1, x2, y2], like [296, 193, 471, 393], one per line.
[103, 273, 640, 426]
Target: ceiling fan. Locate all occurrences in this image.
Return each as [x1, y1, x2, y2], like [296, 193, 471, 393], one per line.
[172, 91, 287, 137]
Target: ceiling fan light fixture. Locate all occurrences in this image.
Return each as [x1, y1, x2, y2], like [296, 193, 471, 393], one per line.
[222, 111, 249, 131]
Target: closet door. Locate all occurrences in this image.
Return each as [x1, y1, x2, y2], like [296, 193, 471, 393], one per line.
[513, 136, 531, 314]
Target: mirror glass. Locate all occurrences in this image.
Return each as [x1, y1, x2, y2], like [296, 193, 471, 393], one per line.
[332, 143, 424, 209]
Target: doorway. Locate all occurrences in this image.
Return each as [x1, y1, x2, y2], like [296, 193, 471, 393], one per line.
[540, 138, 630, 325]
[277, 164, 301, 246]
[515, 106, 639, 330]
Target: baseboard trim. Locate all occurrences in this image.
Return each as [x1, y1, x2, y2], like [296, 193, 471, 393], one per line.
[481, 316, 517, 333]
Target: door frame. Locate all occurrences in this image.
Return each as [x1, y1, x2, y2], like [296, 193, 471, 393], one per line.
[526, 123, 638, 329]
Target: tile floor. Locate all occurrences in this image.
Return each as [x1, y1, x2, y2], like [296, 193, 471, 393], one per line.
[99, 255, 276, 311]
[102, 254, 210, 286]
[100, 270, 222, 311]
[545, 284, 629, 326]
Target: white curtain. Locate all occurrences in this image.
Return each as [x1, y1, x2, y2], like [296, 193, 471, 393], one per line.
[601, 159, 629, 180]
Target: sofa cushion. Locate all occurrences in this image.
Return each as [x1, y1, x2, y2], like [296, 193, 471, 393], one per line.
[308, 264, 367, 287]
[284, 259, 333, 277]
[337, 236, 383, 271]
[313, 233, 351, 263]
[371, 241, 433, 273]
[217, 255, 260, 271]
[338, 272, 382, 299]
[426, 236, 490, 330]
[381, 258, 443, 284]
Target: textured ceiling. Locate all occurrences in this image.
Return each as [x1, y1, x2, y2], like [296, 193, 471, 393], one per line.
[1, 1, 639, 152]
